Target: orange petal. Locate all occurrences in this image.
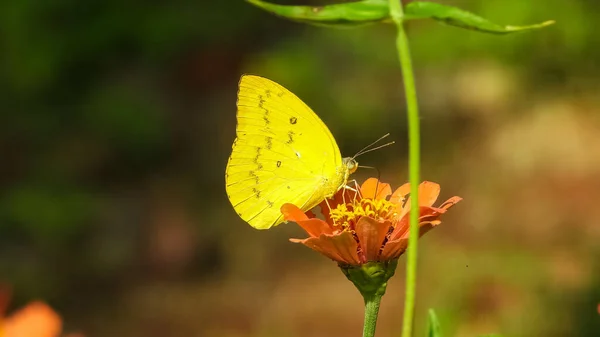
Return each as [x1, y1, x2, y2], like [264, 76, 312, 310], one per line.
[383, 220, 435, 258]
[380, 238, 409, 260]
[296, 218, 334, 237]
[390, 183, 410, 203]
[290, 232, 360, 265]
[418, 181, 441, 207]
[281, 203, 309, 222]
[360, 178, 392, 200]
[388, 215, 409, 241]
[390, 206, 443, 241]
[415, 196, 461, 225]
[418, 206, 446, 220]
[395, 182, 442, 219]
[282, 203, 333, 236]
[417, 221, 440, 238]
[438, 196, 462, 211]
[4, 301, 62, 337]
[355, 217, 391, 261]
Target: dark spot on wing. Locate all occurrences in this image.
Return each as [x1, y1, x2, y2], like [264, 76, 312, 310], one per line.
[258, 95, 270, 125]
[249, 171, 259, 183]
[253, 147, 262, 163]
[276, 160, 281, 167]
[287, 186, 290, 189]
[287, 131, 295, 144]
[267, 201, 274, 208]
[289, 117, 297, 124]
[265, 89, 271, 98]
[253, 188, 261, 199]
[265, 136, 273, 150]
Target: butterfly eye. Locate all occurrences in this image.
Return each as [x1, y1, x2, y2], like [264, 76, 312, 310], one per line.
[346, 158, 358, 174]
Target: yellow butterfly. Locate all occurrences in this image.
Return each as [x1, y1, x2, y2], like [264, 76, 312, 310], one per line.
[225, 75, 359, 230]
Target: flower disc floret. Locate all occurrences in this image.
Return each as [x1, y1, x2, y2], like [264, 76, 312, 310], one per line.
[330, 198, 398, 230]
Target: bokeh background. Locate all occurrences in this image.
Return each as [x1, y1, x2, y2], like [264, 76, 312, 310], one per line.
[1, 0, 599, 336]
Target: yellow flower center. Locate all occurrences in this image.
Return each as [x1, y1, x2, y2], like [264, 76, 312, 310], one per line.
[329, 198, 397, 229]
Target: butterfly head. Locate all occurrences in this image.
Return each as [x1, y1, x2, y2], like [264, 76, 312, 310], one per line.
[343, 157, 358, 175]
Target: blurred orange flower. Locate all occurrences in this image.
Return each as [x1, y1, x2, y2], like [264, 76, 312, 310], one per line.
[281, 178, 461, 265]
[0, 288, 66, 337]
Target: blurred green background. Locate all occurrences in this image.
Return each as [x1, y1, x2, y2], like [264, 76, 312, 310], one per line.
[1, 0, 599, 336]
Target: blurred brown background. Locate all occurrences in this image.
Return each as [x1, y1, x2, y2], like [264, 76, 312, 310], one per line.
[0, 0, 599, 336]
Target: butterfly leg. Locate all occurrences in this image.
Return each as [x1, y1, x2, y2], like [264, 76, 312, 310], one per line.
[338, 179, 361, 206]
[347, 179, 362, 204]
[343, 179, 362, 200]
[324, 197, 333, 212]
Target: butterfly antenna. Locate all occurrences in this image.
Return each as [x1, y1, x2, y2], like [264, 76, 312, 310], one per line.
[375, 166, 382, 198]
[354, 141, 395, 158]
[353, 133, 392, 159]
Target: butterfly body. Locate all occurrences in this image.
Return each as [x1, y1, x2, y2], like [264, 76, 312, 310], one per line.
[225, 75, 356, 229]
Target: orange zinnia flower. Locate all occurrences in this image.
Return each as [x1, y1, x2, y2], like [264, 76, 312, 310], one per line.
[281, 178, 461, 265]
[0, 287, 68, 337]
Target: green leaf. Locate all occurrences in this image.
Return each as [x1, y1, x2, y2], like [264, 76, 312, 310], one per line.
[427, 309, 442, 337]
[246, 0, 390, 27]
[404, 1, 555, 34]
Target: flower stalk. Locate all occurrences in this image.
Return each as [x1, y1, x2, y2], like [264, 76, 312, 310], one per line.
[340, 260, 399, 337]
[389, 1, 422, 337]
[363, 295, 382, 337]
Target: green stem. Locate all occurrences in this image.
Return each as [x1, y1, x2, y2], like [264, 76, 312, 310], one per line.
[389, 1, 421, 337]
[363, 295, 383, 337]
[343, 260, 398, 337]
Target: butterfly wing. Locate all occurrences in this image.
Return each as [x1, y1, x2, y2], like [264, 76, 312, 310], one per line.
[226, 75, 345, 229]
